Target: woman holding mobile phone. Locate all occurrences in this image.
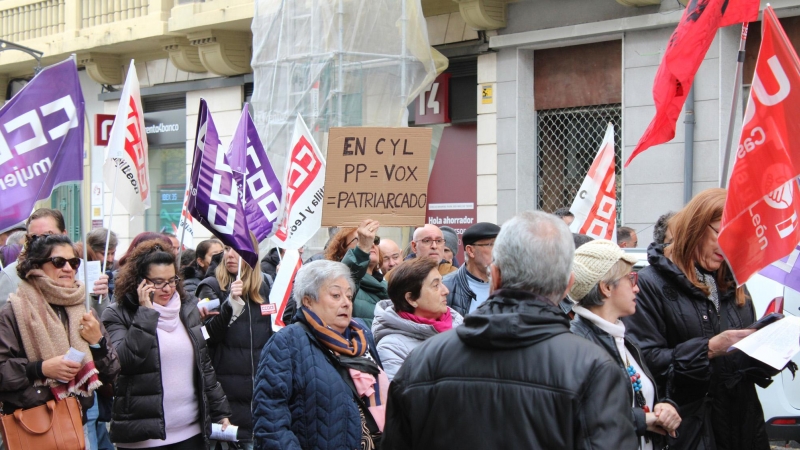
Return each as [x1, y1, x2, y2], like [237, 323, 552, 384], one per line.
[102, 239, 232, 449]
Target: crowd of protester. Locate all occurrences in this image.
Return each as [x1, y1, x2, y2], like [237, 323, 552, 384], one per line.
[0, 187, 792, 450]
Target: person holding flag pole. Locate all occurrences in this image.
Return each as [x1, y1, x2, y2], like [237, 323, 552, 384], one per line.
[187, 102, 278, 447]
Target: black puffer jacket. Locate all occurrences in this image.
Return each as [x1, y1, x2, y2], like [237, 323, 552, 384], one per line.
[197, 277, 273, 442]
[382, 289, 637, 450]
[260, 248, 281, 280]
[181, 264, 205, 298]
[101, 293, 231, 444]
[571, 315, 674, 448]
[622, 244, 778, 450]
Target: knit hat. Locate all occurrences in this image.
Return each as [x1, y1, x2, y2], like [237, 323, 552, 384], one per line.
[439, 226, 459, 258]
[569, 239, 638, 302]
[462, 222, 501, 247]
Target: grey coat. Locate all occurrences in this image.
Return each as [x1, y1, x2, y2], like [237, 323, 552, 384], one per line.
[371, 299, 463, 380]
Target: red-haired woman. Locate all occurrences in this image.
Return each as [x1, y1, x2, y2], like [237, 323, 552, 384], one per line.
[624, 188, 782, 450]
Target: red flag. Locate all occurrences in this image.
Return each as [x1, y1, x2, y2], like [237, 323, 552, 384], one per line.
[719, 6, 800, 285]
[625, 0, 758, 167]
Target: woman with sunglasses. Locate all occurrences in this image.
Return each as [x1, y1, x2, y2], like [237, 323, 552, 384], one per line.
[568, 240, 681, 450]
[196, 233, 273, 450]
[102, 239, 232, 449]
[327, 220, 388, 328]
[0, 233, 120, 422]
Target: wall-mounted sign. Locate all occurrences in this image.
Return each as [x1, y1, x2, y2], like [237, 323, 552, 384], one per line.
[481, 84, 493, 105]
[95, 114, 116, 146]
[415, 73, 450, 125]
[95, 109, 185, 147]
[143, 109, 184, 146]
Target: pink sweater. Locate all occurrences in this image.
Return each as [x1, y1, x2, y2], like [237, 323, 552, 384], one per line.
[122, 312, 202, 447]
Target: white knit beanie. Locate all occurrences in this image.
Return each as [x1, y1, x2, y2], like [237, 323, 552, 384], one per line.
[569, 239, 638, 302]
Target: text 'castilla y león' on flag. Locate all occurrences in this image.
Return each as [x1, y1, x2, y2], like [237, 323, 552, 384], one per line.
[103, 61, 151, 217]
[569, 123, 617, 241]
[0, 58, 84, 233]
[719, 6, 800, 285]
[271, 114, 327, 250]
[186, 99, 259, 268]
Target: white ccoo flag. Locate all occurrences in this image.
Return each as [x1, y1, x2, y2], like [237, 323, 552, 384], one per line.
[569, 123, 617, 241]
[103, 61, 150, 216]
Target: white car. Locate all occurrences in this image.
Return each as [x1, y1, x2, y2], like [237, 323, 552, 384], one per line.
[624, 249, 800, 443]
[747, 274, 800, 443]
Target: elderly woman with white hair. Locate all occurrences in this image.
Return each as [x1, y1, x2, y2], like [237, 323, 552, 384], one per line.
[252, 260, 388, 450]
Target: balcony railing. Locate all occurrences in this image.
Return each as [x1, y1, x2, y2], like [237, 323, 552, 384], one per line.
[0, 0, 65, 41]
[81, 0, 150, 28]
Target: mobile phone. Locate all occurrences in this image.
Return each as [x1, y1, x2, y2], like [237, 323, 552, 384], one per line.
[747, 312, 784, 330]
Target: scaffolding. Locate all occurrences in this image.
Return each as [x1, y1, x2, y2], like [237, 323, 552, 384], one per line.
[250, 0, 444, 176]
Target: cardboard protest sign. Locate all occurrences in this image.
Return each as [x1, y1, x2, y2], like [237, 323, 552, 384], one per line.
[323, 127, 432, 227]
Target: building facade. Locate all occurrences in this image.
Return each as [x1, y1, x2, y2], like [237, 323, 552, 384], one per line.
[1, 0, 797, 253]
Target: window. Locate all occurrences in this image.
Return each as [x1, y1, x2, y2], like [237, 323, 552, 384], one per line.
[536, 104, 622, 224]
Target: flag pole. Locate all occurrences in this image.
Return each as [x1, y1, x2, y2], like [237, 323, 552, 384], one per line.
[98, 162, 119, 305]
[720, 22, 749, 188]
[177, 188, 189, 267]
[80, 194, 91, 312]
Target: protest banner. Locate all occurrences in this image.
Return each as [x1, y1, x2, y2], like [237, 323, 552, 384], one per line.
[103, 62, 151, 216]
[626, 0, 758, 166]
[187, 99, 258, 268]
[323, 127, 432, 227]
[227, 105, 283, 241]
[569, 123, 617, 241]
[719, 6, 800, 285]
[0, 58, 84, 233]
[272, 115, 326, 249]
[268, 248, 302, 331]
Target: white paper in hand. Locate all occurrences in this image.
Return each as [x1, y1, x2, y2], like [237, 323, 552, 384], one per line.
[57, 347, 86, 383]
[76, 261, 102, 293]
[731, 315, 800, 370]
[210, 423, 238, 442]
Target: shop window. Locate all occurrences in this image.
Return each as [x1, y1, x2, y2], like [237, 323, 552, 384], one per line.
[144, 146, 186, 233]
[50, 183, 81, 242]
[536, 104, 622, 224]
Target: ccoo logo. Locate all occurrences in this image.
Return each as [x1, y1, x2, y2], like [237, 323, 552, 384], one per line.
[764, 180, 794, 210]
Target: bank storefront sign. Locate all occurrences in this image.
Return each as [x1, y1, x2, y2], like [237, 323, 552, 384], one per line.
[144, 109, 184, 146]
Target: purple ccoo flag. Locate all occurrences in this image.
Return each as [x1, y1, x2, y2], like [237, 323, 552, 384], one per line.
[186, 99, 258, 268]
[760, 245, 800, 293]
[227, 105, 283, 241]
[0, 58, 84, 233]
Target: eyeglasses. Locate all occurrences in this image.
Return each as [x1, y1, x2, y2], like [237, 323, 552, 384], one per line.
[144, 276, 180, 290]
[40, 257, 80, 270]
[627, 272, 638, 287]
[347, 237, 359, 247]
[708, 224, 720, 235]
[417, 238, 445, 246]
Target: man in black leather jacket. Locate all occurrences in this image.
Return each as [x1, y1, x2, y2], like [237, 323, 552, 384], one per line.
[383, 211, 637, 450]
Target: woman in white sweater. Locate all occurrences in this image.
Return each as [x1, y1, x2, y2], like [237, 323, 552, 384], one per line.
[372, 258, 463, 380]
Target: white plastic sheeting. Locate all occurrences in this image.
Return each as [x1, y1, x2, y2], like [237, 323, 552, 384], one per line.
[250, 0, 444, 175]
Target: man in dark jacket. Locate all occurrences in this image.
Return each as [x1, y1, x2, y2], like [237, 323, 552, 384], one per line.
[443, 222, 500, 316]
[260, 247, 282, 279]
[382, 211, 637, 450]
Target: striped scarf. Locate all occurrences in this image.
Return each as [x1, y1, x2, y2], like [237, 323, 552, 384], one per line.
[300, 307, 369, 357]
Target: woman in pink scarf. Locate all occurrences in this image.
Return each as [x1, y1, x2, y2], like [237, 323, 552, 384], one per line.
[372, 258, 464, 380]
